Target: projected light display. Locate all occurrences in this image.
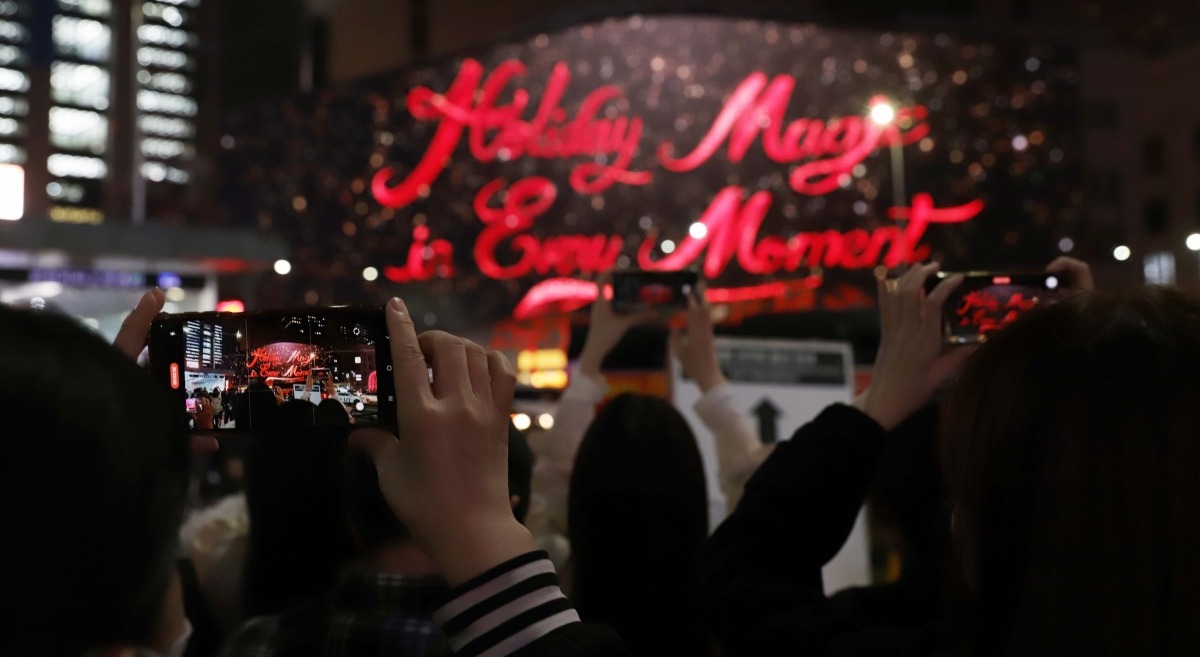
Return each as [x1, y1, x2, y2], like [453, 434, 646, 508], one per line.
[218, 13, 1082, 335]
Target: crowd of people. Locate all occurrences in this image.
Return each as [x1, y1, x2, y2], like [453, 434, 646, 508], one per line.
[2, 258, 1200, 657]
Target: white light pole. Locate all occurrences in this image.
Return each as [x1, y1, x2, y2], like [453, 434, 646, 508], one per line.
[870, 98, 906, 214]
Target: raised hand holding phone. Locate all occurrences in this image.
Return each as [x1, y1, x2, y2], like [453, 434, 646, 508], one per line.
[350, 298, 532, 586]
[114, 288, 218, 455]
[578, 273, 659, 379]
[855, 263, 973, 431]
[669, 284, 727, 392]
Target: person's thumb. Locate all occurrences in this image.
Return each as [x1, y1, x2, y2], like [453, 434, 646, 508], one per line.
[348, 428, 399, 462]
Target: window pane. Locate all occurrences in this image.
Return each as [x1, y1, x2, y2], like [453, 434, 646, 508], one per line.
[50, 107, 107, 153]
[47, 153, 106, 179]
[51, 62, 110, 109]
[53, 16, 111, 62]
[0, 95, 27, 115]
[0, 66, 28, 92]
[137, 89, 196, 116]
[58, 0, 113, 18]
[143, 2, 192, 27]
[0, 19, 25, 43]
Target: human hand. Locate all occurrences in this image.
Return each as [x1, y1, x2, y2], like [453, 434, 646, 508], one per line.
[578, 273, 658, 378]
[350, 298, 531, 586]
[1046, 256, 1094, 291]
[669, 285, 726, 392]
[114, 289, 218, 455]
[855, 263, 974, 431]
[114, 288, 165, 359]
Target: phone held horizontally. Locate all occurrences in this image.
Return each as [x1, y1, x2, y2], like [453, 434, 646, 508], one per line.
[611, 270, 699, 314]
[147, 306, 397, 432]
[927, 271, 1066, 344]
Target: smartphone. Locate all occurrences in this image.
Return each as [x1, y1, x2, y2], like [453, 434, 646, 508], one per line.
[611, 270, 699, 314]
[148, 306, 396, 432]
[928, 271, 1064, 344]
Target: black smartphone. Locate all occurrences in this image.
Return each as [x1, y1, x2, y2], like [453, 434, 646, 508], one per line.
[611, 270, 699, 314]
[927, 271, 1064, 344]
[148, 306, 396, 432]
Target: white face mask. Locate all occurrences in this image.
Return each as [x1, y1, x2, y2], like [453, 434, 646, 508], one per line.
[166, 618, 193, 657]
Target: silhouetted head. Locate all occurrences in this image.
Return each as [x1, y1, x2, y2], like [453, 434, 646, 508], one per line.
[0, 305, 190, 653]
[568, 393, 708, 655]
[241, 403, 354, 616]
[943, 288, 1200, 657]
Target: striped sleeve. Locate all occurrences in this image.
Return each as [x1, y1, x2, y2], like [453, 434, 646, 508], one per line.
[433, 551, 581, 657]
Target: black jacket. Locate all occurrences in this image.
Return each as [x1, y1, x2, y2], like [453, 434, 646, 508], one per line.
[699, 404, 953, 657]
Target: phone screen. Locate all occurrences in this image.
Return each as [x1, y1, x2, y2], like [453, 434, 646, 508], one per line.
[611, 271, 698, 314]
[933, 272, 1063, 343]
[149, 307, 396, 432]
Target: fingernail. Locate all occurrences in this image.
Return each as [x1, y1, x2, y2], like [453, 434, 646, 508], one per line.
[388, 297, 405, 315]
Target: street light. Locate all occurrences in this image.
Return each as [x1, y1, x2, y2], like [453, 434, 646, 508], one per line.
[1113, 245, 1131, 262]
[1187, 233, 1200, 251]
[869, 97, 906, 215]
[869, 101, 896, 126]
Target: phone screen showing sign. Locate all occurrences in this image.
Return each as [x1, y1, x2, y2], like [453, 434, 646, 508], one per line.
[149, 307, 396, 432]
[938, 272, 1061, 343]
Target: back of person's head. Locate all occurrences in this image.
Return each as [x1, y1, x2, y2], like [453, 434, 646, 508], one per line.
[0, 305, 190, 653]
[315, 398, 352, 426]
[241, 405, 355, 617]
[343, 421, 536, 553]
[568, 393, 709, 655]
[942, 288, 1200, 657]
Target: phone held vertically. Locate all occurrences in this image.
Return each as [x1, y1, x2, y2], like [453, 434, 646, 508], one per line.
[611, 270, 699, 314]
[148, 306, 396, 432]
[928, 271, 1065, 344]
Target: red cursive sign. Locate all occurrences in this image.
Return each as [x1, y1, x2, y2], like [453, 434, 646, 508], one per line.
[372, 58, 651, 209]
[658, 74, 928, 195]
[370, 58, 986, 319]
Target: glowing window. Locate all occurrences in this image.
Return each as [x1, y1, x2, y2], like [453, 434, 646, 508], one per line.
[0, 67, 28, 92]
[0, 19, 24, 42]
[138, 114, 193, 138]
[0, 115, 20, 136]
[138, 70, 190, 94]
[50, 107, 107, 153]
[141, 137, 192, 159]
[0, 142, 24, 163]
[0, 43, 22, 66]
[48, 153, 107, 179]
[143, 2, 190, 27]
[58, 0, 113, 18]
[0, 163, 22, 220]
[136, 47, 191, 70]
[53, 16, 111, 62]
[137, 90, 196, 116]
[141, 161, 189, 183]
[137, 24, 194, 49]
[50, 62, 110, 109]
[0, 95, 26, 115]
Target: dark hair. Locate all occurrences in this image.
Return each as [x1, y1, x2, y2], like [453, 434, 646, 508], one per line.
[942, 288, 1200, 657]
[568, 393, 709, 656]
[315, 398, 352, 426]
[0, 305, 190, 653]
[241, 404, 355, 617]
[343, 421, 536, 552]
